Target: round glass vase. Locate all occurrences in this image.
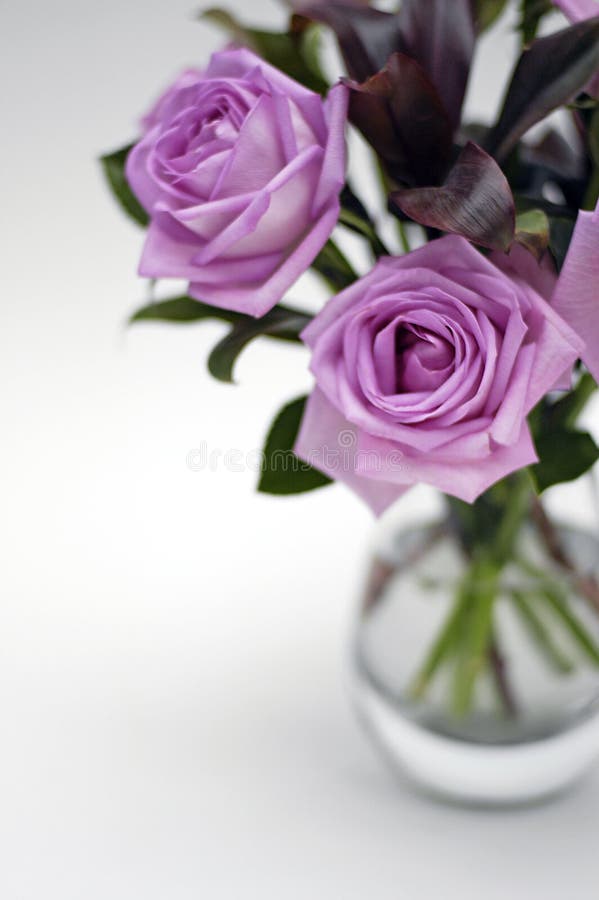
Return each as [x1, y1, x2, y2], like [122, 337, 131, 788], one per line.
[351, 475, 599, 806]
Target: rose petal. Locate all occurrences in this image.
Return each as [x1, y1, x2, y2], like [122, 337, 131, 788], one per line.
[356, 421, 539, 504]
[550, 203, 599, 382]
[188, 201, 341, 316]
[294, 388, 410, 514]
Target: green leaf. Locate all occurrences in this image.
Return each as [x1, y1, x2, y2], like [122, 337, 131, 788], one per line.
[544, 373, 598, 430]
[487, 18, 599, 163]
[200, 8, 329, 94]
[130, 295, 311, 383]
[258, 396, 332, 495]
[548, 216, 576, 271]
[129, 296, 241, 325]
[590, 107, 599, 166]
[206, 306, 311, 384]
[339, 184, 390, 258]
[100, 144, 149, 227]
[584, 108, 599, 210]
[518, 0, 552, 46]
[531, 428, 599, 492]
[514, 208, 550, 259]
[311, 239, 358, 291]
[475, 0, 509, 33]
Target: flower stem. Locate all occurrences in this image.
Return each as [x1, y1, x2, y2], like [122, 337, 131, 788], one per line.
[451, 557, 499, 717]
[530, 497, 599, 613]
[510, 589, 574, 674]
[517, 556, 599, 666]
[488, 636, 519, 718]
[408, 583, 470, 701]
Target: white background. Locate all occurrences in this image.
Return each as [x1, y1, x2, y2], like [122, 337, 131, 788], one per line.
[2, 0, 599, 897]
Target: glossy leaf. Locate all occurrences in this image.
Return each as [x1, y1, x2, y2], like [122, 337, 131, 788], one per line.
[531, 428, 599, 492]
[100, 144, 149, 227]
[548, 217, 576, 270]
[488, 18, 599, 162]
[299, 3, 402, 83]
[397, 0, 476, 130]
[542, 372, 597, 431]
[391, 142, 516, 250]
[130, 296, 311, 384]
[258, 397, 332, 495]
[311, 239, 358, 290]
[304, 1, 476, 129]
[130, 296, 241, 325]
[347, 52, 453, 187]
[339, 184, 390, 257]
[207, 307, 312, 384]
[518, 0, 553, 45]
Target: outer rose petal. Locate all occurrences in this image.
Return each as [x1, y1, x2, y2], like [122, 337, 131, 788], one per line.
[491, 244, 557, 301]
[295, 388, 410, 514]
[354, 422, 539, 505]
[313, 84, 349, 215]
[550, 202, 599, 382]
[188, 200, 341, 316]
[553, 0, 599, 20]
[126, 130, 164, 213]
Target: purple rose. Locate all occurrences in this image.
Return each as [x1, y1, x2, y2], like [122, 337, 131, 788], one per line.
[551, 199, 599, 382]
[553, 0, 599, 18]
[295, 237, 583, 513]
[140, 68, 204, 132]
[126, 48, 348, 316]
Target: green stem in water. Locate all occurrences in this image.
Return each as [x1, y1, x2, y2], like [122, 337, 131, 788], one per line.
[542, 586, 599, 666]
[408, 583, 471, 701]
[488, 635, 519, 718]
[451, 556, 499, 717]
[510, 589, 574, 674]
[517, 556, 599, 666]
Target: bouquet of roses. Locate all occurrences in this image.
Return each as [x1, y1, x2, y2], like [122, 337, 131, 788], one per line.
[103, 0, 599, 722]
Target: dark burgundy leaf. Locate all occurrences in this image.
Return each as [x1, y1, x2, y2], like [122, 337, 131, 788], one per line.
[391, 142, 516, 250]
[347, 53, 453, 187]
[487, 18, 599, 163]
[397, 0, 476, 130]
[298, 3, 402, 83]
[300, 1, 476, 129]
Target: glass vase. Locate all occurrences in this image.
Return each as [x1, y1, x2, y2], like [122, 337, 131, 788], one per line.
[351, 473, 599, 806]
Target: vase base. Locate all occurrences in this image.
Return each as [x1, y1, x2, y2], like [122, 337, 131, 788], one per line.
[351, 667, 599, 806]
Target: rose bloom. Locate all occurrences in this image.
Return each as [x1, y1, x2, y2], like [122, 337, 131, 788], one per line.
[295, 236, 584, 513]
[126, 48, 348, 317]
[552, 198, 599, 383]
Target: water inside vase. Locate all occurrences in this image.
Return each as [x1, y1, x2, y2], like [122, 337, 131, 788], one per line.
[355, 523, 599, 745]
